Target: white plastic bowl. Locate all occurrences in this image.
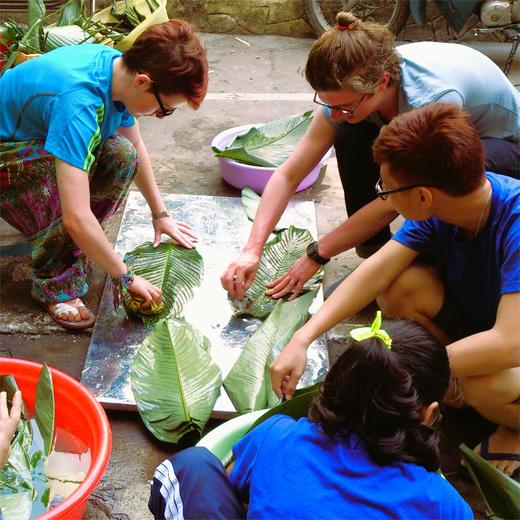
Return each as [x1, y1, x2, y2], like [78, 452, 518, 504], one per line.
[212, 124, 332, 194]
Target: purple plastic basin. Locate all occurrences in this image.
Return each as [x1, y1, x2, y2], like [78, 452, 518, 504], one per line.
[212, 124, 332, 194]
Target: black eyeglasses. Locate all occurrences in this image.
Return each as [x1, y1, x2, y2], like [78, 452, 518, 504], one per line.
[375, 178, 440, 201]
[151, 81, 177, 118]
[313, 91, 370, 116]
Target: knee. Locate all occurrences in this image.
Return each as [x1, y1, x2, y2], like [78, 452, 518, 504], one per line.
[460, 371, 519, 409]
[170, 446, 221, 473]
[99, 134, 138, 177]
[378, 267, 421, 318]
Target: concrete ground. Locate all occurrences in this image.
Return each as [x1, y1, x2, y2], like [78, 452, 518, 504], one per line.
[0, 34, 518, 518]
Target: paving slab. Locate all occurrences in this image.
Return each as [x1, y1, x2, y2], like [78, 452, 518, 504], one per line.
[1, 33, 517, 518]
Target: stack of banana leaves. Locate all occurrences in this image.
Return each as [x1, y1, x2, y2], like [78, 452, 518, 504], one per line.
[0, 0, 167, 72]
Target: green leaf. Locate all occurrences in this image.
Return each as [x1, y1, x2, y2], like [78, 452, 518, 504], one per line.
[224, 291, 317, 414]
[459, 443, 520, 519]
[212, 111, 313, 167]
[232, 226, 323, 319]
[131, 318, 222, 443]
[249, 382, 321, 432]
[43, 25, 94, 51]
[241, 187, 291, 233]
[123, 242, 203, 325]
[27, 0, 45, 52]
[57, 0, 84, 26]
[33, 365, 54, 458]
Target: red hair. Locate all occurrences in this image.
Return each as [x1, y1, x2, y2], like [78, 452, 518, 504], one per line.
[123, 20, 208, 109]
[372, 104, 485, 195]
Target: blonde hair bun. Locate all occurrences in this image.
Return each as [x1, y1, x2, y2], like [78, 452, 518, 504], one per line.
[336, 11, 361, 30]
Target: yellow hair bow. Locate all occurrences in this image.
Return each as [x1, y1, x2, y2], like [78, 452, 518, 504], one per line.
[349, 310, 392, 349]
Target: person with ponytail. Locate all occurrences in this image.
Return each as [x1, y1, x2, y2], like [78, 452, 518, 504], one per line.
[222, 10, 519, 301]
[148, 313, 472, 519]
[0, 20, 207, 330]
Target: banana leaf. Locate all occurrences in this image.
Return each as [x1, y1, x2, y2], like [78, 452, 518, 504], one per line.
[33, 365, 54, 457]
[122, 241, 203, 325]
[212, 111, 313, 168]
[131, 318, 222, 443]
[248, 382, 321, 432]
[27, 0, 45, 52]
[241, 187, 291, 233]
[57, 0, 84, 26]
[91, 0, 168, 51]
[0, 367, 55, 517]
[224, 291, 317, 414]
[232, 226, 323, 319]
[459, 443, 520, 519]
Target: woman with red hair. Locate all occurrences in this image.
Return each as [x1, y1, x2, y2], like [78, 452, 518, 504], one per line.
[0, 20, 208, 329]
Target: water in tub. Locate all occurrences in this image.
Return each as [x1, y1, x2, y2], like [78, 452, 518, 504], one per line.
[1, 427, 90, 519]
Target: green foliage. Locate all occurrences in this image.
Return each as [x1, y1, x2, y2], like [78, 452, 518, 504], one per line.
[131, 319, 222, 443]
[232, 226, 323, 319]
[33, 365, 54, 457]
[241, 187, 291, 233]
[224, 291, 317, 414]
[459, 444, 520, 519]
[0, 367, 55, 518]
[123, 241, 203, 325]
[213, 112, 314, 167]
[249, 382, 321, 432]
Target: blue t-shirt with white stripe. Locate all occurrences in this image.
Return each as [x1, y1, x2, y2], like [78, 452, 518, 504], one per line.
[0, 44, 135, 171]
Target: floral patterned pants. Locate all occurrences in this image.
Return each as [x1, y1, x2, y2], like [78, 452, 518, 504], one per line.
[0, 134, 139, 303]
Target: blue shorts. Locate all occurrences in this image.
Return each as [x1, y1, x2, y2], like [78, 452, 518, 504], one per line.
[149, 447, 245, 520]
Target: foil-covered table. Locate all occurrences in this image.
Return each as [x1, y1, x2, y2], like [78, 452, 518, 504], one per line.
[81, 192, 328, 416]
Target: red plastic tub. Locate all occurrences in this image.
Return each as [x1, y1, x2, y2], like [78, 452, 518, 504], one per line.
[0, 357, 112, 519]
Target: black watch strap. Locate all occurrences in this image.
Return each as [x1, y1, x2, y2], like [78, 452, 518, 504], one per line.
[306, 241, 330, 265]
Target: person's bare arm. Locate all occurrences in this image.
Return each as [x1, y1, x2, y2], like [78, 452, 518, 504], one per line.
[447, 293, 520, 377]
[267, 198, 398, 299]
[119, 123, 197, 249]
[221, 109, 336, 299]
[270, 241, 419, 398]
[55, 158, 161, 304]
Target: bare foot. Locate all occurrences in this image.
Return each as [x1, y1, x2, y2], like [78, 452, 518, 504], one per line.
[474, 426, 520, 477]
[48, 298, 92, 322]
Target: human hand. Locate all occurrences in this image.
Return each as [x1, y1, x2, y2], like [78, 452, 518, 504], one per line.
[0, 390, 22, 468]
[221, 250, 261, 300]
[266, 254, 320, 300]
[128, 275, 162, 309]
[153, 216, 198, 249]
[270, 335, 309, 399]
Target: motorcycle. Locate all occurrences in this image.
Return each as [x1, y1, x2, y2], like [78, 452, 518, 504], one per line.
[305, 0, 519, 75]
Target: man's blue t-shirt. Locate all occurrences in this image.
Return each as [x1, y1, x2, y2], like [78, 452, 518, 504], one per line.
[230, 414, 472, 520]
[393, 173, 520, 336]
[323, 41, 520, 142]
[0, 44, 135, 171]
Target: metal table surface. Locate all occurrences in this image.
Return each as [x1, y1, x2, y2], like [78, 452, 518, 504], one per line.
[81, 192, 328, 416]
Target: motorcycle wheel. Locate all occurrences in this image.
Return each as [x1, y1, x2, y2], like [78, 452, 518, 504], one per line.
[305, 0, 410, 37]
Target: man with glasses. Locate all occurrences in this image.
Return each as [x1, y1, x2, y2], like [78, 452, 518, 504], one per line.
[0, 20, 207, 329]
[271, 103, 520, 481]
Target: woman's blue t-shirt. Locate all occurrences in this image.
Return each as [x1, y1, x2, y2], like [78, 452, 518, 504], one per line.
[0, 44, 135, 171]
[230, 414, 472, 520]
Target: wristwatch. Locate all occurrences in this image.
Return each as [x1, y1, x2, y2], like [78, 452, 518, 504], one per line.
[306, 241, 330, 265]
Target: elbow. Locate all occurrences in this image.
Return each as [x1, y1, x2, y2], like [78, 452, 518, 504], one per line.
[62, 212, 86, 237]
